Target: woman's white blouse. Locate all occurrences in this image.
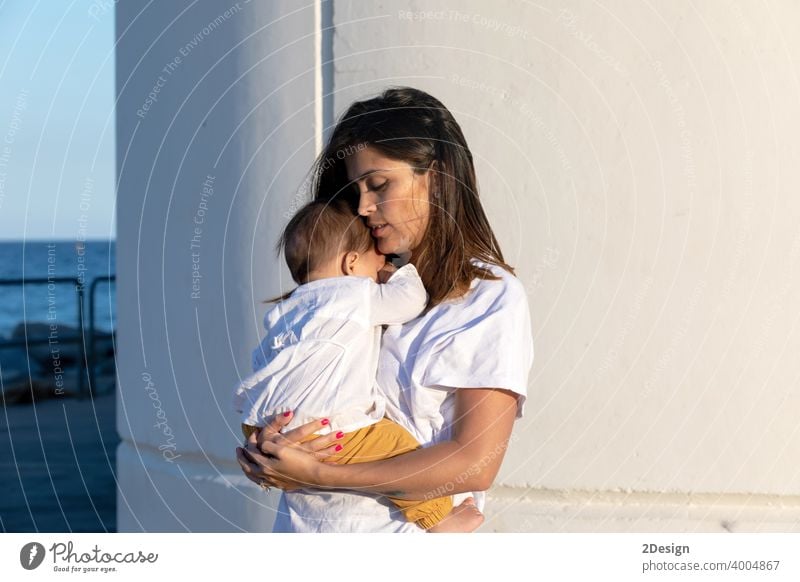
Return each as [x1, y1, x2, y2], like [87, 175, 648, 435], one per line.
[272, 259, 534, 532]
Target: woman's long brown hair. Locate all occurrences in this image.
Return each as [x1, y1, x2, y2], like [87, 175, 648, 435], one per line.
[308, 86, 514, 307]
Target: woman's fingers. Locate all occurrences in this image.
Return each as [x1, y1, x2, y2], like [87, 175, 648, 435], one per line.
[263, 432, 342, 463]
[256, 438, 283, 458]
[280, 417, 331, 443]
[318, 441, 346, 462]
[235, 447, 252, 474]
[253, 424, 344, 469]
[236, 446, 256, 471]
[239, 420, 342, 488]
[254, 413, 314, 452]
[262, 411, 294, 435]
[246, 428, 260, 446]
[245, 441, 310, 490]
[246, 412, 294, 451]
[305, 429, 344, 453]
[238, 444, 270, 471]
[253, 416, 346, 459]
[290, 427, 346, 461]
[237, 445, 285, 489]
[235, 447, 264, 485]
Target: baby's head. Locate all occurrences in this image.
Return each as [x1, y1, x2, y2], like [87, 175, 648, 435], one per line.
[278, 198, 386, 284]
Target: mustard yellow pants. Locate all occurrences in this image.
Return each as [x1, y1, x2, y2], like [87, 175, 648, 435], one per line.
[242, 417, 452, 529]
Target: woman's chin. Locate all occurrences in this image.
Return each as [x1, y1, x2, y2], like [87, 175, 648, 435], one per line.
[377, 233, 414, 257]
[377, 240, 401, 255]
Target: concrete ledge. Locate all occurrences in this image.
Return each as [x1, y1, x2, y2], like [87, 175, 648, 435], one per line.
[482, 487, 800, 533]
[118, 442, 800, 532]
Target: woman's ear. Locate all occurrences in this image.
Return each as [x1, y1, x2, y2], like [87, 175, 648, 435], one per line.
[342, 251, 359, 275]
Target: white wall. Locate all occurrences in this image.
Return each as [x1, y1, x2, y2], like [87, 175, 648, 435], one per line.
[115, 0, 318, 531]
[117, 0, 800, 531]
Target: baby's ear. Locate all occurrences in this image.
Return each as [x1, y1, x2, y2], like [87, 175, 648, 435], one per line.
[342, 251, 359, 275]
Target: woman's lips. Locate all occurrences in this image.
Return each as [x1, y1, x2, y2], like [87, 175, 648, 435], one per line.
[371, 223, 388, 237]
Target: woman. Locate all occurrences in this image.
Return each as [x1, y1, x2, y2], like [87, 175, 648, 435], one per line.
[236, 86, 534, 532]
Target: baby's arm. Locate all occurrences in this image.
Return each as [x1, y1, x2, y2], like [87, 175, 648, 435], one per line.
[368, 263, 428, 326]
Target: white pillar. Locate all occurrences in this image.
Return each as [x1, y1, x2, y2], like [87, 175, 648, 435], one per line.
[115, 1, 320, 531]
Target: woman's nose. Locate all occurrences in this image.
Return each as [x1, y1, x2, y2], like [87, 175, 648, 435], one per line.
[358, 192, 377, 216]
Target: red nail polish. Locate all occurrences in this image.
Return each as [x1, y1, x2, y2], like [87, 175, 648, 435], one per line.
[283, 411, 291, 417]
[336, 431, 344, 439]
[335, 444, 343, 452]
[321, 418, 329, 426]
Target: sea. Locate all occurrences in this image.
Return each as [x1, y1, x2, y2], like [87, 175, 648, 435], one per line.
[0, 240, 116, 339]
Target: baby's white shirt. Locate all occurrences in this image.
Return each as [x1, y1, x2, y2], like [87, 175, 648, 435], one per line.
[232, 263, 428, 434]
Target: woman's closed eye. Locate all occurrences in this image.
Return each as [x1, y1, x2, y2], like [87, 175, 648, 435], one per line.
[368, 181, 388, 192]
[351, 181, 387, 196]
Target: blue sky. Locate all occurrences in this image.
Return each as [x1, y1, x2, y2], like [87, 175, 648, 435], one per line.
[0, 0, 115, 240]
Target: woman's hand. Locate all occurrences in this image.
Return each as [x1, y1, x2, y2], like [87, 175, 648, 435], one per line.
[235, 412, 343, 491]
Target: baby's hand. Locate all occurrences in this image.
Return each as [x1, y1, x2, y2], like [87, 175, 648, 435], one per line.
[377, 263, 397, 284]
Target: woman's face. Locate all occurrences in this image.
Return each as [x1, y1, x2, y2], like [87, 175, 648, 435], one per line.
[344, 146, 433, 257]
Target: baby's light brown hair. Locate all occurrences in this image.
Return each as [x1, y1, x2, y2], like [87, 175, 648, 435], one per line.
[277, 197, 374, 286]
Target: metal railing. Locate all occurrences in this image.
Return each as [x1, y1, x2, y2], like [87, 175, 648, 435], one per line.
[0, 275, 115, 399]
[88, 275, 116, 397]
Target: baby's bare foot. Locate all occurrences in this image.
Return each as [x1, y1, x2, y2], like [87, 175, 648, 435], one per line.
[427, 497, 484, 533]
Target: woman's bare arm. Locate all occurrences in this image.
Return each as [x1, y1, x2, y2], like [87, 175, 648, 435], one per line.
[249, 387, 519, 500]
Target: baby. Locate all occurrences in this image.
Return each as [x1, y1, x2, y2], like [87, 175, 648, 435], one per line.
[233, 198, 482, 532]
